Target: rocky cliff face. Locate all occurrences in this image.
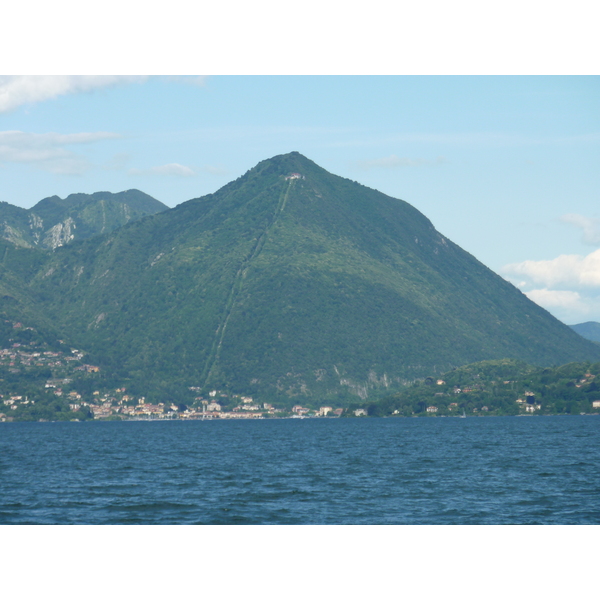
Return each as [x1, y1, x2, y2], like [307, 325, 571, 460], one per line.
[43, 217, 77, 249]
[0, 190, 167, 250]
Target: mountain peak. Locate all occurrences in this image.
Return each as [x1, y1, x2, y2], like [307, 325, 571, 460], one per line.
[251, 151, 321, 178]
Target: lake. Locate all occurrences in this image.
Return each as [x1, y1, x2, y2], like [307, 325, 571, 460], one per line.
[1, 415, 599, 524]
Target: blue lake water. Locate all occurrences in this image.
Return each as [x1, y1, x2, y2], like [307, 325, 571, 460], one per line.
[1, 415, 599, 524]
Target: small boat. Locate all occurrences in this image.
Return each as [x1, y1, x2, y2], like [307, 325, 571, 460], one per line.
[460, 409, 466, 418]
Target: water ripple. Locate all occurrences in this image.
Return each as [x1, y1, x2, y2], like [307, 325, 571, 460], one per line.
[1, 416, 599, 524]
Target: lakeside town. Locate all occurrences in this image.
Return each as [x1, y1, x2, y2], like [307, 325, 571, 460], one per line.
[2, 320, 600, 422]
[0, 320, 357, 421]
[4, 370, 600, 422]
[70, 391, 348, 421]
[1, 382, 352, 421]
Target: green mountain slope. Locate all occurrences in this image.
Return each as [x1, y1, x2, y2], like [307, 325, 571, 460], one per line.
[0, 202, 35, 247]
[4, 152, 600, 404]
[0, 190, 167, 250]
[0, 239, 59, 333]
[570, 322, 600, 344]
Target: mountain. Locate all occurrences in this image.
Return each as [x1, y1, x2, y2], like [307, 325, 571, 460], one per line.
[570, 322, 600, 344]
[3, 152, 600, 404]
[0, 190, 167, 250]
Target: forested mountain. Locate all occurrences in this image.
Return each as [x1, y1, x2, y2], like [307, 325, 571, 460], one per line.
[0, 189, 167, 249]
[1, 152, 599, 405]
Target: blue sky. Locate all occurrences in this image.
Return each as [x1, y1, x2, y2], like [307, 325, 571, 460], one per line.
[1, 75, 599, 324]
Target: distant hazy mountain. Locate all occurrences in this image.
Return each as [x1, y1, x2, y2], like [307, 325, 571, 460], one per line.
[569, 322, 600, 344]
[0, 190, 167, 249]
[2, 152, 600, 404]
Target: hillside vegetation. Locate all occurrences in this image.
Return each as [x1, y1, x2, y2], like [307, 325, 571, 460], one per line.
[360, 359, 600, 417]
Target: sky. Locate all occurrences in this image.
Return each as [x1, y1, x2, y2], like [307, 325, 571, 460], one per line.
[1, 75, 599, 324]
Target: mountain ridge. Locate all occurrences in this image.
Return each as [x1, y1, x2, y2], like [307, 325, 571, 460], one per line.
[0, 189, 167, 250]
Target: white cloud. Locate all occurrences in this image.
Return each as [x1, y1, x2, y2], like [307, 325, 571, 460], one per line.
[560, 213, 600, 246]
[129, 163, 195, 177]
[525, 289, 585, 310]
[354, 154, 447, 170]
[523, 288, 600, 324]
[502, 249, 600, 289]
[502, 250, 600, 323]
[0, 76, 147, 113]
[0, 130, 121, 174]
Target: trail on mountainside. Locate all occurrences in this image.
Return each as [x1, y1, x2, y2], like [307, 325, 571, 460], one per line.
[201, 179, 294, 386]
